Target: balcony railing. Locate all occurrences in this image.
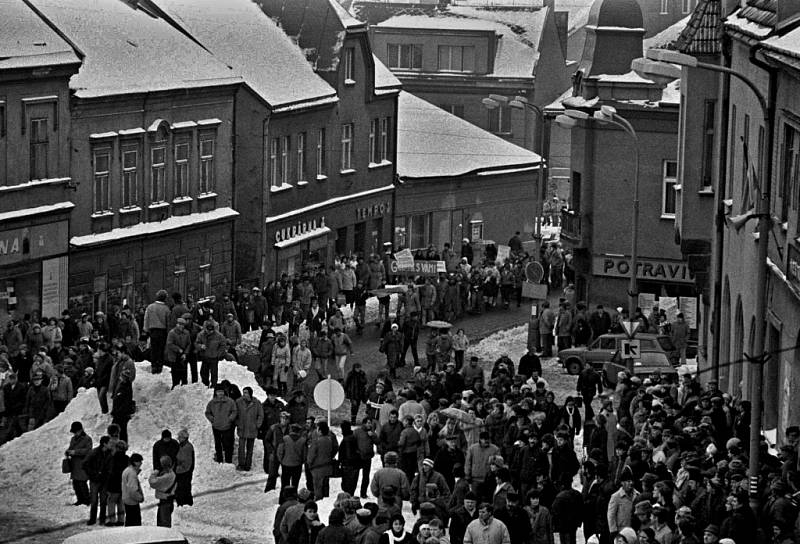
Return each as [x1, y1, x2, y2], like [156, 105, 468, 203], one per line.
[560, 209, 582, 241]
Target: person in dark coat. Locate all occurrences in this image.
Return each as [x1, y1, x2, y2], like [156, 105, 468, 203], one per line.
[66, 421, 93, 506]
[581, 462, 613, 543]
[84, 435, 111, 525]
[576, 366, 603, 420]
[551, 483, 583, 544]
[288, 501, 325, 544]
[720, 491, 757, 544]
[496, 492, 532, 544]
[94, 342, 114, 414]
[105, 440, 129, 526]
[25, 371, 52, 430]
[344, 363, 368, 426]
[338, 421, 361, 497]
[152, 430, 180, 472]
[307, 421, 339, 500]
[317, 507, 350, 544]
[111, 369, 135, 444]
[518, 348, 542, 380]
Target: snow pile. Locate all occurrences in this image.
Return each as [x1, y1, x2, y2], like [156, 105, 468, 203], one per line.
[470, 324, 528, 367]
[0, 360, 269, 528]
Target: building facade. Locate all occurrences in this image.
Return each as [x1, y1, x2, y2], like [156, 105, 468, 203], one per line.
[0, 1, 80, 326]
[29, 0, 242, 315]
[553, 0, 691, 311]
[395, 91, 542, 252]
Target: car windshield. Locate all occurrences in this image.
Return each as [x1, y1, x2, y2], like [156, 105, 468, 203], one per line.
[657, 336, 676, 351]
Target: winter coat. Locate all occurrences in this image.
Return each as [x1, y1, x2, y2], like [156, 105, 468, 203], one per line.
[83, 444, 111, 483]
[111, 379, 135, 419]
[292, 346, 313, 377]
[106, 452, 129, 494]
[526, 506, 555, 544]
[143, 300, 170, 332]
[338, 433, 361, 468]
[607, 487, 639, 533]
[288, 515, 325, 544]
[2, 382, 27, 416]
[551, 488, 583, 532]
[278, 432, 307, 467]
[220, 319, 242, 346]
[176, 440, 195, 474]
[235, 396, 264, 438]
[152, 438, 180, 471]
[307, 433, 339, 476]
[354, 426, 378, 460]
[380, 331, 403, 359]
[463, 517, 511, 544]
[465, 443, 499, 483]
[165, 326, 191, 363]
[68, 431, 93, 481]
[196, 323, 227, 360]
[50, 375, 74, 402]
[271, 343, 292, 383]
[370, 466, 411, 504]
[410, 469, 451, 506]
[122, 466, 144, 505]
[148, 468, 177, 500]
[95, 353, 114, 388]
[42, 325, 62, 349]
[450, 506, 480, 544]
[332, 333, 352, 356]
[368, 261, 385, 290]
[109, 358, 136, 396]
[378, 420, 403, 455]
[205, 395, 238, 430]
[344, 369, 368, 402]
[25, 382, 52, 423]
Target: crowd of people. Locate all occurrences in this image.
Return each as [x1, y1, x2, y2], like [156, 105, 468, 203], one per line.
[1, 240, 799, 544]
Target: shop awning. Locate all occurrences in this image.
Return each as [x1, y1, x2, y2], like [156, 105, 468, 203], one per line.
[273, 226, 331, 249]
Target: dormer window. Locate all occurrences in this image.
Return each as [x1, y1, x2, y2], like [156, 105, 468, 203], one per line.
[438, 45, 474, 73]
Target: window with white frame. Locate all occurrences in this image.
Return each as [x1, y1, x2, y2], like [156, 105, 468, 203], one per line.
[701, 100, 715, 189]
[199, 248, 211, 298]
[199, 135, 215, 193]
[437, 45, 475, 72]
[369, 119, 378, 164]
[316, 128, 326, 177]
[662, 160, 678, 217]
[387, 43, 422, 70]
[121, 146, 138, 208]
[488, 105, 512, 134]
[280, 135, 290, 184]
[269, 137, 280, 187]
[343, 47, 355, 83]
[681, 0, 691, 13]
[93, 148, 111, 213]
[660, 0, 669, 14]
[174, 140, 189, 198]
[780, 124, 799, 223]
[296, 132, 306, 182]
[380, 117, 390, 162]
[341, 123, 353, 171]
[151, 142, 166, 203]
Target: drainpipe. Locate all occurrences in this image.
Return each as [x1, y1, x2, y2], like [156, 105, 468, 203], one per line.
[710, 39, 731, 384]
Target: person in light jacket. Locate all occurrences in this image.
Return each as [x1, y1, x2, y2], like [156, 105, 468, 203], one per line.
[148, 455, 176, 527]
[121, 453, 145, 526]
[174, 428, 195, 507]
[235, 386, 264, 471]
[271, 334, 292, 395]
[607, 469, 639, 537]
[205, 385, 238, 463]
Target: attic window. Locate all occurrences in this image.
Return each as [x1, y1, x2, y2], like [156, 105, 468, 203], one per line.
[343, 47, 355, 85]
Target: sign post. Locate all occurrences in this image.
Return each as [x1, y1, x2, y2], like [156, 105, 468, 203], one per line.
[313, 376, 345, 427]
[620, 339, 641, 361]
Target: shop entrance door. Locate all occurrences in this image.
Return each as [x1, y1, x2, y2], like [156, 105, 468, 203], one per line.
[354, 222, 366, 256]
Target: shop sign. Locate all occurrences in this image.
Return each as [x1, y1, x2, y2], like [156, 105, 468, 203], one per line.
[356, 201, 390, 221]
[592, 255, 694, 284]
[0, 221, 69, 267]
[274, 216, 326, 244]
[389, 259, 445, 276]
[788, 244, 800, 292]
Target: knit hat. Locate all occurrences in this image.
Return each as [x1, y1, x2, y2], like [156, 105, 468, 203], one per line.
[704, 525, 720, 536]
[422, 458, 434, 468]
[617, 527, 638, 543]
[297, 488, 312, 501]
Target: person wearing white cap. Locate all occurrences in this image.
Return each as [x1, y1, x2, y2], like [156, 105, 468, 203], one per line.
[410, 458, 451, 514]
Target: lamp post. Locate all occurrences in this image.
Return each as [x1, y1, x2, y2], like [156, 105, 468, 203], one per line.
[633, 48, 774, 513]
[554, 107, 641, 318]
[482, 94, 547, 253]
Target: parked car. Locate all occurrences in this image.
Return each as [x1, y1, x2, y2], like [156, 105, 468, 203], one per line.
[558, 333, 678, 375]
[63, 527, 188, 544]
[602, 350, 678, 387]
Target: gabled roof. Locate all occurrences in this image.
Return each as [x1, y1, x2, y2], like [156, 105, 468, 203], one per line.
[724, 0, 775, 39]
[397, 91, 540, 179]
[675, 0, 723, 55]
[151, 0, 336, 109]
[644, 15, 690, 51]
[0, 0, 80, 71]
[28, 0, 241, 98]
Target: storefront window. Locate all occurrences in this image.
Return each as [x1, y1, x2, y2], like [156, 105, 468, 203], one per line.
[395, 225, 407, 249]
[93, 274, 107, 315]
[121, 266, 135, 309]
[409, 214, 428, 249]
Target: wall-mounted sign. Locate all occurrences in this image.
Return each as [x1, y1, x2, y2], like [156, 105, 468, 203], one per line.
[592, 255, 694, 284]
[274, 216, 326, 244]
[356, 201, 390, 221]
[0, 220, 69, 266]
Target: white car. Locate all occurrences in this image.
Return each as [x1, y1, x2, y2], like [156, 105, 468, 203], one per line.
[63, 527, 188, 544]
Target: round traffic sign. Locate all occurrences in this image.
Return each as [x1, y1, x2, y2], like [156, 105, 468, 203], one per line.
[313, 378, 345, 411]
[525, 261, 544, 283]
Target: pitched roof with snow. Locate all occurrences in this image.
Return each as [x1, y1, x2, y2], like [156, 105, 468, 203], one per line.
[150, 0, 336, 109]
[675, 0, 722, 55]
[375, 13, 543, 78]
[724, 0, 775, 39]
[644, 16, 690, 50]
[373, 55, 402, 94]
[0, 0, 80, 71]
[397, 91, 540, 179]
[27, 0, 241, 98]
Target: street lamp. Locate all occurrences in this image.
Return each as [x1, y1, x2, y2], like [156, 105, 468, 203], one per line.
[633, 48, 774, 513]
[482, 94, 547, 252]
[554, 107, 641, 318]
